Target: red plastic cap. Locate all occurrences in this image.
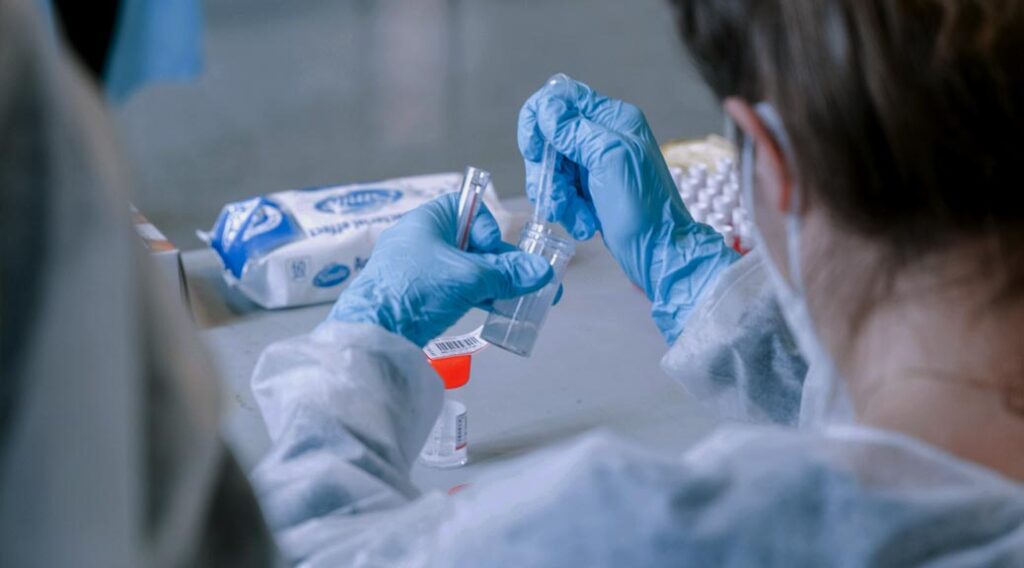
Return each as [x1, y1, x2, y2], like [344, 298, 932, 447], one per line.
[428, 354, 472, 390]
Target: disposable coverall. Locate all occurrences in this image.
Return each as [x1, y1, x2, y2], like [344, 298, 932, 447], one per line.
[250, 252, 1024, 566]
[3, 0, 1023, 565]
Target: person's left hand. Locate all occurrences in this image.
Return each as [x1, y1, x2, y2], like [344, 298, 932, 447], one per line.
[327, 194, 555, 347]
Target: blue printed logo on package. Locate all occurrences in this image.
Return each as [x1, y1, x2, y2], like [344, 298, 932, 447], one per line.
[315, 189, 403, 216]
[313, 263, 351, 288]
[209, 197, 303, 278]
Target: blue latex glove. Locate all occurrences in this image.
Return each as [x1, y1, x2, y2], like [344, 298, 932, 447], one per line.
[329, 194, 554, 347]
[518, 76, 739, 343]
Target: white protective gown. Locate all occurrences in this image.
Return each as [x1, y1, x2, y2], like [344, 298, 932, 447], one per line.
[250, 251, 1024, 566]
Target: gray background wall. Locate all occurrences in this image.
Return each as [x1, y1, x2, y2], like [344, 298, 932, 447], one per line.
[114, 0, 722, 247]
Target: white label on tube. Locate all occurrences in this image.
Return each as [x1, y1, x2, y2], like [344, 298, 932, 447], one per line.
[454, 410, 468, 450]
[424, 326, 489, 360]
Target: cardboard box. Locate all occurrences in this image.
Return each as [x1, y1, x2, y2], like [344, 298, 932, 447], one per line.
[131, 205, 190, 310]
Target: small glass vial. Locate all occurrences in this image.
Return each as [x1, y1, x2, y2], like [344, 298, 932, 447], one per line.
[420, 394, 468, 468]
[481, 222, 575, 357]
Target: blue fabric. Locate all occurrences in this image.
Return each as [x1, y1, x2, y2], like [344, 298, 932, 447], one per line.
[328, 194, 553, 347]
[517, 77, 739, 343]
[206, 197, 304, 279]
[34, 0, 55, 35]
[104, 0, 203, 103]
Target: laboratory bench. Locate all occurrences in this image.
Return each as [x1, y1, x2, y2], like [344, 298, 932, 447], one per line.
[183, 198, 721, 493]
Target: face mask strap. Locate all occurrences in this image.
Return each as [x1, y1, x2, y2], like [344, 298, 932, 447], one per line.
[741, 129, 755, 212]
[741, 103, 855, 426]
[750, 103, 806, 294]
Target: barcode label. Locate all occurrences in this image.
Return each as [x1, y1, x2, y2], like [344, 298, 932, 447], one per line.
[434, 337, 482, 353]
[424, 326, 489, 359]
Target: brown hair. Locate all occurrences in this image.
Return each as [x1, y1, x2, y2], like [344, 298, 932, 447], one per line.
[672, 0, 1024, 410]
[673, 0, 1023, 281]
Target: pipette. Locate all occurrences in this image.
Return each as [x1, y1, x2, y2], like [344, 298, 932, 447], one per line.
[455, 166, 491, 251]
[532, 142, 558, 226]
[531, 73, 574, 226]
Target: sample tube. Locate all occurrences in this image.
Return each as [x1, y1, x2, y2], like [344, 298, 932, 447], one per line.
[420, 329, 479, 469]
[531, 73, 574, 226]
[419, 398, 468, 468]
[532, 142, 559, 225]
[455, 166, 491, 251]
[421, 167, 489, 470]
[481, 222, 575, 357]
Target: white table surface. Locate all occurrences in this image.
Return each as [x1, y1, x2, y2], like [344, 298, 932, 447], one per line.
[184, 199, 721, 493]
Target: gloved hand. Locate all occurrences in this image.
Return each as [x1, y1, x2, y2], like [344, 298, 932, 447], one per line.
[328, 194, 554, 347]
[518, 76, 739, 343]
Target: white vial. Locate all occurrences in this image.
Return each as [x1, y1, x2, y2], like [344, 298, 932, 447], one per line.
[679, 178, 697, 203]
[688, 165, 708, 188]
[712, 195, 732, 215]
[680, 186, 696, 205]
[720, 226, 736, 248]
[697, 187, 715, 206]
[731, 208, 748, 228]
[707, 212, 728, 231]
[691, 202, 710, 223]
[708, 174, 726, 194]
[420, 398, 468, 468]
[723, 185, 740, 202]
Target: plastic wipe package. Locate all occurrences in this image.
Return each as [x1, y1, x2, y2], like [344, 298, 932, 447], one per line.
[200, 173, 513, 308]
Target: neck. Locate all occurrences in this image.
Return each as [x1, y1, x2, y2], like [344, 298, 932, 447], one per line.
[812, 232, 1024, 480]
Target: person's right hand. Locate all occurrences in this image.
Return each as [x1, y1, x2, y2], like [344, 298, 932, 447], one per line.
[517, 75, 738, 343]
[327, 194, 553, 348]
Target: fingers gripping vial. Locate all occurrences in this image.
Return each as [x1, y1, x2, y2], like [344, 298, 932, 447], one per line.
[481, 223, 574, 356]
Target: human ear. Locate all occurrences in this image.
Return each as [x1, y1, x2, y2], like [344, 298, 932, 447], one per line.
[723, 97, 793, 213]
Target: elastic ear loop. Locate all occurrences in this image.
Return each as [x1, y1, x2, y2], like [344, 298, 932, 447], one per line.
[740, 129, 755, 219]
[753, 103, 805, 294]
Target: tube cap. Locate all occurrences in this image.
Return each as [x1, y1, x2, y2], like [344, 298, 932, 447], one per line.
[428, 354, 472, 390]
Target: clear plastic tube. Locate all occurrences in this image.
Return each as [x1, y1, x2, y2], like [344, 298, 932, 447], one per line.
[483, 74, 576, 357]
[531, 73, 573, 226]
[532, 143, 558, 226]
[419, 397, 468, 468]
[481, 222, 575, 357]
[455, 166, 491, 251]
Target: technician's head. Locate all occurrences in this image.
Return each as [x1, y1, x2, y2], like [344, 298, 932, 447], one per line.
[673, 0, 1023, 401]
